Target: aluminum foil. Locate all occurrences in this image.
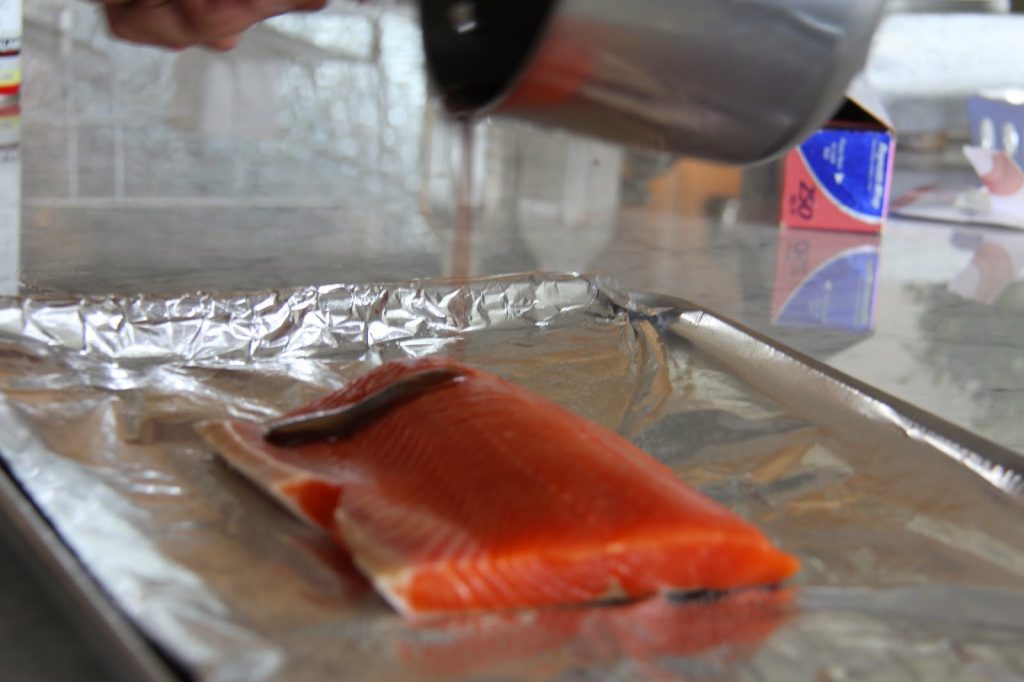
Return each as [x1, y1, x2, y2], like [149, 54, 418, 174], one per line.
[0, 273, 1022, 681]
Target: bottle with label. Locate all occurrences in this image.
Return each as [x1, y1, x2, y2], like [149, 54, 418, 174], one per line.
[0, 0, 20, 99]
[0, 104, 19, 295]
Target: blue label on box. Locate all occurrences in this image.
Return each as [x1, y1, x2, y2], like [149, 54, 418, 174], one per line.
[800, 129, 894, 223]
[775, 246, 879, 333]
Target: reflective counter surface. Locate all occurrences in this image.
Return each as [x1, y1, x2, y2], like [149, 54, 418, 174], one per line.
[4, 2, 1024, 680]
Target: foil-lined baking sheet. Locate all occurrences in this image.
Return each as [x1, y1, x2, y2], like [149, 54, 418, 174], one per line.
[0, 273, 1022, 682]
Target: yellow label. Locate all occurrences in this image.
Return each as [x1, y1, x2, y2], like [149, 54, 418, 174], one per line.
[0, 56, 18, 89]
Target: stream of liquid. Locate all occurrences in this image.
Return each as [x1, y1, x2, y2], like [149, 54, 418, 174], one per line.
[451, 119, 475, 279]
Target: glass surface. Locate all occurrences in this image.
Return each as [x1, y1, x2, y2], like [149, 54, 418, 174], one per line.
[15, 2, 1024, 455]
[5, 2, 1024, 679]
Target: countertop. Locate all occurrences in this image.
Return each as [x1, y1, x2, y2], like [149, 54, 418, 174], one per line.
[4, 2, 1024, 680]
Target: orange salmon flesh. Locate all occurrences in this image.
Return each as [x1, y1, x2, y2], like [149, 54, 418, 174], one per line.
[199, 357, 799, 616]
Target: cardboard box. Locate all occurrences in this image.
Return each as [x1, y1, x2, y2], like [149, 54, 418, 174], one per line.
[771, 228, 881, 333]
[889, 146, 1024, 231]
[967, 89, 1024, 169]
[780, 84, 896, 234]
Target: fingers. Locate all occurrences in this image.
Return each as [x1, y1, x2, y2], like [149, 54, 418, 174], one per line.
[203, 33, 243, 51]
[293, 0, 329, 11]
[104, 0, 329, 50]
[105, 2, 197, 50]
[178, 0, 269, 40]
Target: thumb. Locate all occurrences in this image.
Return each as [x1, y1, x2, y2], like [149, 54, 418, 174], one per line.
[203, 32, 242, 50]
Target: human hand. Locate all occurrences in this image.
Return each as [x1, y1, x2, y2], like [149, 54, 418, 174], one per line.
[99, 0, 329, 51]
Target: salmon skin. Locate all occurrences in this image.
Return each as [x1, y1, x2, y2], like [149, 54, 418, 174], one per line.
[198, 357, 799, 616]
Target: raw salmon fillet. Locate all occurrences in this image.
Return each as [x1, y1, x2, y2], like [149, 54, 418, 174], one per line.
[199, 357, 799, 616]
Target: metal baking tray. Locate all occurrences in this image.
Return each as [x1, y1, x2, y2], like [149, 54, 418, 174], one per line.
[0, 273, 1022, 681]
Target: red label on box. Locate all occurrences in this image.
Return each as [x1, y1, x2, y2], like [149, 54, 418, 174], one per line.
[781, 94, 896, 234]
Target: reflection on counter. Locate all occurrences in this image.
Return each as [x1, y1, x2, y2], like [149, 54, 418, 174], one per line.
[0, 104, 19, 295]
[948, 229, 1024, 305]
[771, 228, 881, 334]
[396, 590, 793, 681]
[907, 230, 1024, 441]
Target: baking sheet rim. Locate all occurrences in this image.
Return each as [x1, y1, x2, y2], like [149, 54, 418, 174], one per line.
[0, 284, 1021, 682]
[633, 291, 1024, 496]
